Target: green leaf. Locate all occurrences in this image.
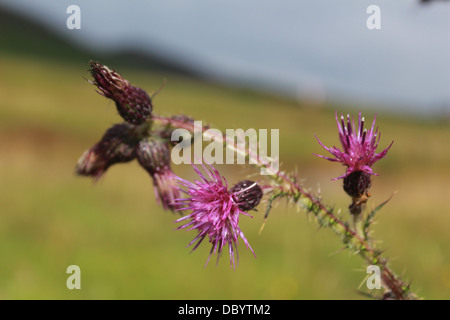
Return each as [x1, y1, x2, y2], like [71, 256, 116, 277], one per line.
[364, 192, 396, 240]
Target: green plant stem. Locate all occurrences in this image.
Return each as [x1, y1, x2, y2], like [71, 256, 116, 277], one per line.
[152, 114, 418, 300]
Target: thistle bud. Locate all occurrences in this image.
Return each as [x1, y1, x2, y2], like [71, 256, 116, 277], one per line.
[89, 61, 152, 125]
[230, 180, 263, 211]
[137, 139, 181, 212]
[137, 138, 171, 175]
[343, 171, 372, 198]
[76, 123, 140, 179]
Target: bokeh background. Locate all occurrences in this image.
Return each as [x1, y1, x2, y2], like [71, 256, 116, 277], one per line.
[0, 0, 449, 299]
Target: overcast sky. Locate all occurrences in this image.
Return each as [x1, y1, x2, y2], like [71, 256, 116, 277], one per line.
[1, 0, 449, 115]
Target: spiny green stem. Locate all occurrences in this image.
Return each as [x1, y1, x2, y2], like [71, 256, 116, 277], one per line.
[152, 114, 418, 300]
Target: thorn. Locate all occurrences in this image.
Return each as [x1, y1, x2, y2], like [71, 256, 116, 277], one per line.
[151, 78, 167, 99]
[328, 247, 347, 256]
[358, 273, 371, 290]
[258, 218, 267, 235]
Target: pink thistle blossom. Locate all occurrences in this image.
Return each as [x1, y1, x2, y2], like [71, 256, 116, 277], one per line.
[315, 111, 393, 180]
[174, 163, 262, 268]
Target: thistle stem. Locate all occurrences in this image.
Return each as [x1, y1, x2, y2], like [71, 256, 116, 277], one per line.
[152, 114, 417, 300]
[353, 213, 364, 239]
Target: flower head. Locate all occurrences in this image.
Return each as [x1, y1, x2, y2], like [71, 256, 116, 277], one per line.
[315, 111, 393, 180]
[175, 162, 262, 268]
[76, 123, 141, 179]
[89, 61, 152, 125]
[137, 139, 181, 212]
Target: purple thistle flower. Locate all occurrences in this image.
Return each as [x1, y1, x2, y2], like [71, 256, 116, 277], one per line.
[136, 139, 182, 212]
[89, 61, 152, 125]
[174, 162, 262, 268]
[315, 111, 393, 181]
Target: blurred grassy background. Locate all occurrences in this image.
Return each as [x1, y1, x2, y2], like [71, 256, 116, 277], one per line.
[1, 51, 449, 300]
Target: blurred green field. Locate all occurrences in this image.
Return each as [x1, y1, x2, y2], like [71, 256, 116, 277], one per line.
[0, 53, 449, 299]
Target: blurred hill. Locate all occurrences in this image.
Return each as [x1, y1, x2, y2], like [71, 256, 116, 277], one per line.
[0, 7, 199, 77]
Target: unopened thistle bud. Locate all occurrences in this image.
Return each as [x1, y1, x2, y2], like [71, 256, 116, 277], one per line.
[230, 180, 263, 211]
[89, 61, 152, 125]
[136, 139, 181, 212]
[76, 123, 140, 179]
